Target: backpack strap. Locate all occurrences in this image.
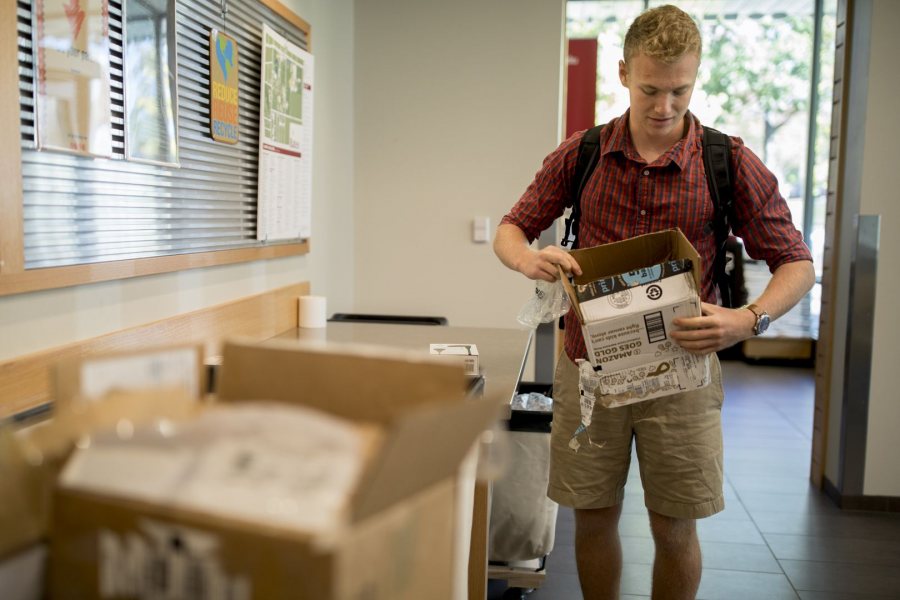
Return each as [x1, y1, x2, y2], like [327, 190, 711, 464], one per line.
[560, 125, 604, 249]
[701, 126, 737, 307]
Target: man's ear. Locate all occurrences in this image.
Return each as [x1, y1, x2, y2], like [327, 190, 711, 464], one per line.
[618, 59, 628, 87]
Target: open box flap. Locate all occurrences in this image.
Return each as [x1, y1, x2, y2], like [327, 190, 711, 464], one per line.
[349, 392, 503, 522]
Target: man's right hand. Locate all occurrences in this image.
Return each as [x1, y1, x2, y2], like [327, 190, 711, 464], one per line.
[517, 246, 583, 282]
[494, 223, 583, 282]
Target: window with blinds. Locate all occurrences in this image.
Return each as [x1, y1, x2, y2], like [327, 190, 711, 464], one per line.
[16, 0, 309, 269]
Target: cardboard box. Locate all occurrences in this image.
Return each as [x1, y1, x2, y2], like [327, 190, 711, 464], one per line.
[560, 229, 711, 405]
[429, 343, 480, 376]
[50, 340, 501, 600]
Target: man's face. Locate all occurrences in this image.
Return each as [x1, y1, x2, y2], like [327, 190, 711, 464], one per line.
[619, 51, 700, 144]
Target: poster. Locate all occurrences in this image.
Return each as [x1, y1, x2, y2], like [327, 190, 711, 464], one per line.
[209, 30, 239, 145]
[34, 0, 113, 157]
[256, 24, 314, 241]
[124, 0, 179, 165]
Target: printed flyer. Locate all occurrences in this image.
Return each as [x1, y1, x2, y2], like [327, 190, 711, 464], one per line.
[34, 0, 113, 156]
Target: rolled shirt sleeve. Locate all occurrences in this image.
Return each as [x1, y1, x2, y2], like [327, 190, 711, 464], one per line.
[729, 141, 814, 272]
[499, 132, 583, 243]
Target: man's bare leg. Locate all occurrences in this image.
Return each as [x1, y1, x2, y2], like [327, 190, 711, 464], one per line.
[574, 504, 623, 600]
[648, 510, 701, 600]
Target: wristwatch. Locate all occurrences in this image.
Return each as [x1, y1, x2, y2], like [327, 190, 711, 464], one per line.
[743, 303, 771, 336]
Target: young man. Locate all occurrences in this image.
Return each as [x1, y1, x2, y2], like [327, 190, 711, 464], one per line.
[494, 5, 815, 599]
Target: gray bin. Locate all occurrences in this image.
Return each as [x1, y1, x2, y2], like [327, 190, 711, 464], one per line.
[488, 383, 557, 563]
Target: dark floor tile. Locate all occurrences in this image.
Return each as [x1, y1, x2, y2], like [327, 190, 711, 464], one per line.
[525, 571, 583, 599]
[620, 563, 800, 599]
[728, 474, 820, 495]
[555, 516, 575, 538]
[696, 569, 800, 600]
[706, 498, 752, 521]
[618, 512, 652, 538]
[621, 535, 655, 564]
[544, 542, 577, 576]
[752, 511, 900, 541]
[724, 446, 812, 460]
[725, 456, 811, 478]
[696, 515, 767, 545]
[765, 533, 900, 566]
[700, 540, 782, 573]
[620, 562, 653, 596]
[618, 536, 781, 573]
[737, 490, 841, 515]
[781, 559, 900, 596]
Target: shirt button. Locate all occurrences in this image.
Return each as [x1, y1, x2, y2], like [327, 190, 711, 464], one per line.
[640, 210, 647, 216]
[643, 169, 650, 176]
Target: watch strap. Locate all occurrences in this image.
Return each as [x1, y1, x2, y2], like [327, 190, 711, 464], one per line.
[742, 303, 767, 335]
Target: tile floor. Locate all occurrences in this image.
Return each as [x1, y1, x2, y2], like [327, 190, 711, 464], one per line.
[488, 360, 900, 600]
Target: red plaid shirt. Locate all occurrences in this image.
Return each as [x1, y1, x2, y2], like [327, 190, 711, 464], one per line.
[500, 111, 812, 362]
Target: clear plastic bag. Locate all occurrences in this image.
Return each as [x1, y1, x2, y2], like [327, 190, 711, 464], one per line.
[511, 392, 553, 413]
[516, 279, 570, 329]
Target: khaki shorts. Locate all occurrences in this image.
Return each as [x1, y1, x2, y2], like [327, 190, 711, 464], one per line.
[548, 352, 725, 519]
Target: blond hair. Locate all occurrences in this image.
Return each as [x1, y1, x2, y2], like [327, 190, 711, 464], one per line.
[623, 5, 702, 64]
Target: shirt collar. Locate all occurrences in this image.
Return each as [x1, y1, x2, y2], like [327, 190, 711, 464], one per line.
[602, 109, 700, 170]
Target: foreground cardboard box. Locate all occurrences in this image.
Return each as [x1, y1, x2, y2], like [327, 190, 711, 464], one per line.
[51, 340, 501, 600]
[560, 229, 710, 404]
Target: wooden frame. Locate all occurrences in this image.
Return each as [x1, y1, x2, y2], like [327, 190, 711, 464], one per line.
[811, 0, 850, 489]
[260, 0, 311, 41]
[0, 0, 311, 298]
[0, 281, 309, 420]
[0, 0, 24, 278]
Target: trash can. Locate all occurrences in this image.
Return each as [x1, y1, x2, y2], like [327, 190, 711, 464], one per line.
[488, 382, 557, 597]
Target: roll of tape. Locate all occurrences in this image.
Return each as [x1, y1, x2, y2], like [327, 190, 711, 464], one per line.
[298, 295, 327, 328]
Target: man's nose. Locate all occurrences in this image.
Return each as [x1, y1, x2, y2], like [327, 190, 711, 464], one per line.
[655, 94, 673, 115]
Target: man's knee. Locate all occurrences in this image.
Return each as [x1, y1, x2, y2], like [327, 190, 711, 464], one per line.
[648, 510, 697, 551]
[575, 504, 623, 536]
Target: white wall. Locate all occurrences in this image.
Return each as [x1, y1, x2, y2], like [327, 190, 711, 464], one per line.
[0, 0, 355, 364]
[860, 0, 900, 497]
[353, 0, 565, 331]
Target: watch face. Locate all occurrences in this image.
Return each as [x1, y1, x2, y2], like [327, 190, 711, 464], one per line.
[756, 314, 771, 335]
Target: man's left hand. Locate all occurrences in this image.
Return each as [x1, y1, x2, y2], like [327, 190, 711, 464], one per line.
[670, 302, 757, 355]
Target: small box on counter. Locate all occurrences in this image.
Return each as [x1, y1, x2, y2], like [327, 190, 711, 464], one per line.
[429, 343, 480, 376]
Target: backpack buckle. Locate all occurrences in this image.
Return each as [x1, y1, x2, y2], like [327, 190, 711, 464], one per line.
[560, 215, 575, 248]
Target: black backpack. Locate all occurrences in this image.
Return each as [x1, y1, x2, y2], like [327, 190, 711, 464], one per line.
[559, 124, 744, 308]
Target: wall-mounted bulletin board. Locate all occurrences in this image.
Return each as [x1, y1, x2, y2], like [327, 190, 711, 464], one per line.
[0, 0, 313, 297]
